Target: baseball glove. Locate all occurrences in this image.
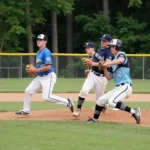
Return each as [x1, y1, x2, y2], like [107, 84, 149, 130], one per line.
[82, 57, 93, 67]
[26, 64, 36, 76]
[98, 61, 105, 70]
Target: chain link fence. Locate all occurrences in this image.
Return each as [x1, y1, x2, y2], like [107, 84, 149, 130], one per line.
[0, 55, 150, 79]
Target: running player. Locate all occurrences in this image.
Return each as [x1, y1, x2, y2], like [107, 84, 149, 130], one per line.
[87, 39, 141, 124]
[72, 34, 113, 117]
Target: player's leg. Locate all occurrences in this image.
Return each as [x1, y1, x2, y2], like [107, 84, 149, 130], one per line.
[87, 88, 115, 122]
[72, 72, 95, 116]
[16, 77, 41, 115]
[94, 76, 108, 113]
[94, 77, 108, 101]
[41, 72, 74, 112]
[108, 84, 141, 124]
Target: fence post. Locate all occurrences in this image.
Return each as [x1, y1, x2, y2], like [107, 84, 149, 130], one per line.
[20, 56, 23, 78]
[143, 57, 145, 80]
[8, 68, 9, 78]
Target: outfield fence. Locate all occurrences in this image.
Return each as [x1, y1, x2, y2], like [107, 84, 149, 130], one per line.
[0, 53, 150, 79]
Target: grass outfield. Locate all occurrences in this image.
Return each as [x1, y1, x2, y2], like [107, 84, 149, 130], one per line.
[0, 101, 150, 150]
[0, 101, 150, 112]
[0, 121, 150, 150]
[0, 78, 150, 93]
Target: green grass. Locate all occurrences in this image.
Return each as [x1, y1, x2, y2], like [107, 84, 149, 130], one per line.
[0, 101, 149, 112]
[0, 78, 150, 93]
[0, 101, 150, 150]
[0, 121, 150, 150]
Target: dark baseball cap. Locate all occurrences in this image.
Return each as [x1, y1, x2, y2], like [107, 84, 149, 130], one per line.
[99, 34, 112, 42]
[84, 42, 95, 48]
[37, 34, 48, 41]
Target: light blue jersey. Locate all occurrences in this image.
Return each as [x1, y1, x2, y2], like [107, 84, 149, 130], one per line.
[109, 51, 132, 86]
[36, 47, 54, 76]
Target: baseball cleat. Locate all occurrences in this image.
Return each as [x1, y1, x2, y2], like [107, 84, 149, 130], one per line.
[67, 97, 74, 113]
[72, 108, 81, 117]
[132, 108, 141, 124]
[15, 110, 30, 115]
[86, 117, 98, 123]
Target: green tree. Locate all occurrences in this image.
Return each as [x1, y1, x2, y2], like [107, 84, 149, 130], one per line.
[115, 13, 148, 53]
[128, 0, 143, 7]
[0, 0, 26, 52]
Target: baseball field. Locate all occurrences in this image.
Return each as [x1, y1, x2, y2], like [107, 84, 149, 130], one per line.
[0, 78, 150, 150]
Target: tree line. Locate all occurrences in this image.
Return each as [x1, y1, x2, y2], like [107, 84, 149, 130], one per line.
[0, 0, 149, 55]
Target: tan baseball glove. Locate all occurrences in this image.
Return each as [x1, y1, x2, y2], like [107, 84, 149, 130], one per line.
[26, 64, 36, 76]
[82, 57, 93, 67]
[98, 61, 105, 70]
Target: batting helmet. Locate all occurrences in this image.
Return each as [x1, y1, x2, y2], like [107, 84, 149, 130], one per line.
[108, 39, 122, 50]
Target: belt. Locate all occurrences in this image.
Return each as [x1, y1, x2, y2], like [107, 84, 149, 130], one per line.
[39, 73, 49, 77]
[116, 83, 132, 87]
[91, 71, 104, 77]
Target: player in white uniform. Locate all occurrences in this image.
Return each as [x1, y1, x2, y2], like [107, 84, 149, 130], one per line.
[72, 34, 113, 117]
[87, 39, 141, 124]
[16, 34, 74, 115]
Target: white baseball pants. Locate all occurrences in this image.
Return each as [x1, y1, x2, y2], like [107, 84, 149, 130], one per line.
[79, 71, 108, 101]
[96, 83, 132, 107]
[22, 72, 69, 112]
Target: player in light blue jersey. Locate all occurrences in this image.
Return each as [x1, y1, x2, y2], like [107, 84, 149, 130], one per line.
[87, 39, 141, 124]
[16, 34, 74, 115]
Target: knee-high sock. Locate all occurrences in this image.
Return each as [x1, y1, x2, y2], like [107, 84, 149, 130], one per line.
[93, 104, 104, 120]
[115, 101, 136, 114]
[77, 97, 85, 109]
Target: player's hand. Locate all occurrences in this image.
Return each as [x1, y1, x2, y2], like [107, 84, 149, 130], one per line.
[27, 67, 36, 75]
[103, 62, 112, 67]
[85, 69, 90, 75]
[26, 64, 36, 76]
[82, 57, 93, 67]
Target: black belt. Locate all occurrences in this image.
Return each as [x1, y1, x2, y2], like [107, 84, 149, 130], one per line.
[39, 73, 49, 77]
[116, 83, 132, 87]
[92, 71, 104, 77]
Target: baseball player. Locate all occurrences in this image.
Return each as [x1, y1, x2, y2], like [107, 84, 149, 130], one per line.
[72, 34, 113, 117]
[87, 39, 141, 124]
[16, 34, 74, 115]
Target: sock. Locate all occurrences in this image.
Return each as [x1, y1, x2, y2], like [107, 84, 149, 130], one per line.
[93, 104, 104, 120]
[77, 97, 85, 109]
[115, 101, 134, 114]
[130, 108, 136, 114]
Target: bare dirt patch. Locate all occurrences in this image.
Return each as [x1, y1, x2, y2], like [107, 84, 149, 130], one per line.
[0, 108, 149, 127]
[0, 93, 150, 127]
[0, 93, 150, 102]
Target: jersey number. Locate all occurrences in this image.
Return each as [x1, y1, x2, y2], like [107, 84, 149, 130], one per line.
[117, 71, 122, 77]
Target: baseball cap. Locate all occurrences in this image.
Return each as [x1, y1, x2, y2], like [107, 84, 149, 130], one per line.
[84, 42, 95, 48]
[37, 34, 48, 41]
[99, 34, 112, 42]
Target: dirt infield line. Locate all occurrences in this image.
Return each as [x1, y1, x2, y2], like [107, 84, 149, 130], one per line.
[0, 108, 149, 127]
[0, 93, 149, 102]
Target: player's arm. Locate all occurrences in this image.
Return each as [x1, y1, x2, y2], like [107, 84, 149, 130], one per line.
[35, 65, 51, 73]
[92, 59, 111, 67]
[103, 54, 125, 67]
[103, 67, 113, 80]
[90, 52, 103, 67]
